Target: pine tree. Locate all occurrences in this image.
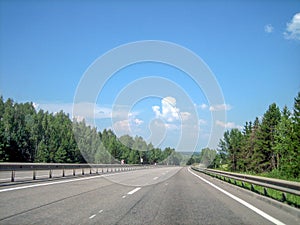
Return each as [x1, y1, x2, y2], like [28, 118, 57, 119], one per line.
[273, 106, 293, 173]
[290, 92, 300, 178]
[249, 117, 262, 172]
[255, 103, 281, 172]
[241, 121, 253, 172]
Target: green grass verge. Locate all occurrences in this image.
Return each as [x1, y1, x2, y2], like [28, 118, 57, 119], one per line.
[213, 167, 300, 182]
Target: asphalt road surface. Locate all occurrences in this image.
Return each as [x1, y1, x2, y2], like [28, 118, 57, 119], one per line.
[0, 167, 299, 225]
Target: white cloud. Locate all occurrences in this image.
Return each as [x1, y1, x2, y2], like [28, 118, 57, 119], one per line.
[32, 102, 39, 110]
[284, 12, 300, 40]
[133, 118, 144, 126]
[264, 24, 274, 33]
[199, 103, 208, 110]
[113, 117, 144, 134]
[216, 120, 242, 129]
[152, 96, 180, 122]
[180, 112, 191, 121]
[152, 105, 161, 117]
[198, 119, 207, 125]
[209, 104, 232, 111]
[164, 123, 179, 130]
[150, 119, 179, 131]
[113, 120, 131, 133]
[151, 97, 196, 131]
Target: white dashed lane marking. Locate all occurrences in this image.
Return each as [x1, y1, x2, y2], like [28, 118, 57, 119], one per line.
[89, 214, 96, 219]
[127, 187, 141, 195]
[89, 209, 103, 219]
[153, 177, 159, 180]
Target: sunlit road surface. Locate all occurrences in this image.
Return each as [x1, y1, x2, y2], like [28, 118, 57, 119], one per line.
[0, 167, 298, 225]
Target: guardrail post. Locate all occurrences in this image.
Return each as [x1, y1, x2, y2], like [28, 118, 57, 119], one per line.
[49, 169, 52, 178]
[282, 193, 287, 202]
[263, 187, 268, 197]
[11, 170, 15, 182]
[73, 169, 75, 176]
[90, 168, 92, 174]
[82, 168, 84, 175]
[62, 169, 65, 177]
[96, 168, 98, 174]
[251, 184, 255, 192]
[33, 170, 36, 180]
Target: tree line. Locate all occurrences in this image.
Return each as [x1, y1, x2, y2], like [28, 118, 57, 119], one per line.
[186, 148, 217, 167]
[0, 96, 182, 165]
[213, 92, 300, 179]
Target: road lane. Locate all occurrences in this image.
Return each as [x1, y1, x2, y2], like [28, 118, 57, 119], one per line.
[0, 166, 298, 224]
[0, 167, 181, 224]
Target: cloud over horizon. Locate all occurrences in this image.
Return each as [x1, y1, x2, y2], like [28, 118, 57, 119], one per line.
[209, 104, 232, 112]
[284, 12, 300, 40]
[216, 120, 242, 130]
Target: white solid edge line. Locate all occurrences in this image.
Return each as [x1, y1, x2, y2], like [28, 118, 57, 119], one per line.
[187, 167, 285, 225]
[127, 187, 141, 195]
[0, 170, 134, 193]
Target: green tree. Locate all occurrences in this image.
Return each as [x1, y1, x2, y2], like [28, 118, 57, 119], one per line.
[290, 92, 300, 178]
[272, 106, 293, 173]
[255, 103, 281, 172]
[219, 129, 243, 171]
[248, 117, 261, 172]
[200, 148, 217, 167]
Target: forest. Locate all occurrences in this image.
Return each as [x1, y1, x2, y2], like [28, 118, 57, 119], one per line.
[0, 92, 299, 180]
[0, 96, 182, 165]
[211, 92, 300, 179]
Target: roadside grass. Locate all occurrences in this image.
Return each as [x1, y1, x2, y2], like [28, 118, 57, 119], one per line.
[208, 172, 300, 208]
[213, 167, 300, 183]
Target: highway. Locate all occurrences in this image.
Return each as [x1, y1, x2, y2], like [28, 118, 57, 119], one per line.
[0, 167, 298, 225]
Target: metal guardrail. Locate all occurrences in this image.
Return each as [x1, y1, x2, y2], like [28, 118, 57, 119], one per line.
[0, 163, 149, 182]
[192, 167, 300, 199]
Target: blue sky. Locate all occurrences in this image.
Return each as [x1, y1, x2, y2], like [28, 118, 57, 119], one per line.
[0, 0, 300, 152]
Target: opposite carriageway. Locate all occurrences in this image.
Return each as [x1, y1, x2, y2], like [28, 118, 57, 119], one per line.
[0, 162, 156, 182]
